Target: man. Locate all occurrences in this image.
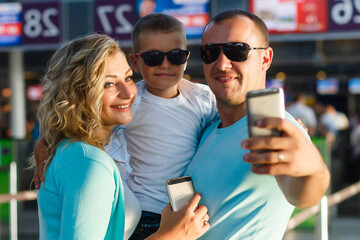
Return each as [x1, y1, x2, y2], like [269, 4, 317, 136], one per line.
[185, 9, 330, 240]
[286, 93, 317, 136]
[319, 104, 349, 136]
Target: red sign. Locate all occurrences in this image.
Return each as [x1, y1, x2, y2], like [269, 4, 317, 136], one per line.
[0, 23, 21, 35]
[250, 0, 328, 34]
[26, 85, 42, 101]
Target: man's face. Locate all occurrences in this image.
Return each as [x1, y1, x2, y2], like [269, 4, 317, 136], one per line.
[202, 16, 272, 108]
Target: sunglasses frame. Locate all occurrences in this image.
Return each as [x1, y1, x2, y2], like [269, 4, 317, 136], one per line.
[135, 49, 190, 67]
[200, 42, 267, 64]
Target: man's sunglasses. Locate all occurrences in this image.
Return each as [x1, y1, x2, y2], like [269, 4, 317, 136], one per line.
[135, 49, 190, 67]
[200, 42, 267, 64]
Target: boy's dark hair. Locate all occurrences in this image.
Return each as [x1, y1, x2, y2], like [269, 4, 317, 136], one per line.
[203, 9, 269, 46]
[132, 13, 186, 53]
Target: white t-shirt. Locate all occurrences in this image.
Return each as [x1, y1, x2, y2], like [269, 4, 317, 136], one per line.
[123, 181, 141, 239]
[320, 111, 349, 134]
[108, 79, 219, 214]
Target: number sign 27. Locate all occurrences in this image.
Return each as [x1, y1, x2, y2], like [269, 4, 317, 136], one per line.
[22, 2, 61, 45]
[94, 0, 137, 40]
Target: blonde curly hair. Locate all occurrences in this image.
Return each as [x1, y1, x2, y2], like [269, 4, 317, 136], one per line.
[30, 33, 122, 174]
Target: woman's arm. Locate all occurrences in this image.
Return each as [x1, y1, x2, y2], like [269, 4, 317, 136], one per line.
[146, 193, 210, 240]
[58, 158, 119, 239]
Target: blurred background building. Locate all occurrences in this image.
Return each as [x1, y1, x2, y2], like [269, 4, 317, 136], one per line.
[0, 0, 359, 239]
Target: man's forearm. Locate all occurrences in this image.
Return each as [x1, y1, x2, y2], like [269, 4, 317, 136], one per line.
[276, 161, 330, 209]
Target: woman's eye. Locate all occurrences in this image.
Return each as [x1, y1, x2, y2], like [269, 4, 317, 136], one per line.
[125, 75, 134, 82]
[104, 82, 114, 88]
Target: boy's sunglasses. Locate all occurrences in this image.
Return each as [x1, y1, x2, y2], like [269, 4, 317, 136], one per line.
[135, 49, 190, 67]
[200, 42, 267, 64]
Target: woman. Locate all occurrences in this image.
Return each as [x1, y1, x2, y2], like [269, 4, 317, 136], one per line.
[32, 33, 209, 239]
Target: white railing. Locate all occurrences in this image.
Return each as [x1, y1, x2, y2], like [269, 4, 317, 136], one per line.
[286, 181, 360, 240]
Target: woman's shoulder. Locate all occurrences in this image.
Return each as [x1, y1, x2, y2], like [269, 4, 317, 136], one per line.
[53, 141, 115, 172]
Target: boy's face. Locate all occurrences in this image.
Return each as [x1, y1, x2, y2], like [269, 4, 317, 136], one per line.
[129, 31, 187, 98]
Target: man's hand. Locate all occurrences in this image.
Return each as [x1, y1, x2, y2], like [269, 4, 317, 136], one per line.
[33, 138, 49, 189]
[241, 117, 330, 208]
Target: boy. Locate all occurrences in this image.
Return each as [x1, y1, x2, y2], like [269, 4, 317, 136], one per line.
[111, 13, 218, 239]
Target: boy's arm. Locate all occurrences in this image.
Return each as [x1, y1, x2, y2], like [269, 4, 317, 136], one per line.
[33, 138, 49, 189]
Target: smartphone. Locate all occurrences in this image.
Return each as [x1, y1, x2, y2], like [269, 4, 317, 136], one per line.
[246, 88, 285, 138]
[166, 176, 195, 212]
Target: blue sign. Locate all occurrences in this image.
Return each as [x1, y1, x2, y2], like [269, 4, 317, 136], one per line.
[266, 78, 284, 89]
[136, 0, 210, 39]
[0, 3, 22, 46]
[349, 78, 360, 94]
[317, 78, 339, 95]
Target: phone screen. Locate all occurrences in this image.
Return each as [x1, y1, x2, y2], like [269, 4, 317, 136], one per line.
[166, 176, 195, 212]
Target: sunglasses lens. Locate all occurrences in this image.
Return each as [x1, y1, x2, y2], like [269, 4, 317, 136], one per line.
[201, 45, 220, 64]
[201, 43, 251, 63]
[141, 50, 188, 66]
[141, 51, 164, 66]
[167, 50, 189, 65]
[223, 43, 249, 62]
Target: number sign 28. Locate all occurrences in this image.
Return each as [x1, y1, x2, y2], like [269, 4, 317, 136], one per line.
[94, 0, 137, 40]
[22, 2, 61, 45]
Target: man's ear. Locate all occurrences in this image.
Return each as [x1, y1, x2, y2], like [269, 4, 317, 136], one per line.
[128, 53, 140, 73]
[262, 47, 273, 71]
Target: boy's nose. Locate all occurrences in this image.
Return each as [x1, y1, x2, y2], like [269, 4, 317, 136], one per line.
[159, 56, 171, 68]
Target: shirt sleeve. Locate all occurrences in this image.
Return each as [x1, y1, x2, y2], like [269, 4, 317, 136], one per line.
[55, 158, 116, 240]
[199, 85, 220, 130]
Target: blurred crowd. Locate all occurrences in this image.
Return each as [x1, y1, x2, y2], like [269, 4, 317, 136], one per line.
[1, 90, 359, 184]
[286, 93, 360, 185]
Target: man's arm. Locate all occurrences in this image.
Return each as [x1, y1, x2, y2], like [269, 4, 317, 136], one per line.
[241, 117, 330, 208]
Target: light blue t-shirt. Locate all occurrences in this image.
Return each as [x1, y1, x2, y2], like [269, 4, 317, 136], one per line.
[185, 113, 308, 240]
[37, 140, 125, 240]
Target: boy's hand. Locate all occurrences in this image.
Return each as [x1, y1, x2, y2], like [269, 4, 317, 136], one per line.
[33, 138, 49, 189]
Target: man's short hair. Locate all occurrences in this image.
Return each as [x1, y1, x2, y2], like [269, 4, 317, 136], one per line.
[203, 9, 269, 46]
[132, 13, 186, 53]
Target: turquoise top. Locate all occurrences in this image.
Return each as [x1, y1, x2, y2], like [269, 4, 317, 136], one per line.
[37, 140, 125, 240]
[185, 113, 308, 240]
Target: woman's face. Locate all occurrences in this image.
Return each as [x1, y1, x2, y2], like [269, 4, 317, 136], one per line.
[101, 51, 137, 129]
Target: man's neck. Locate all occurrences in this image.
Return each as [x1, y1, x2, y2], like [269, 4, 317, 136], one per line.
[217, 102, 247, 128]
